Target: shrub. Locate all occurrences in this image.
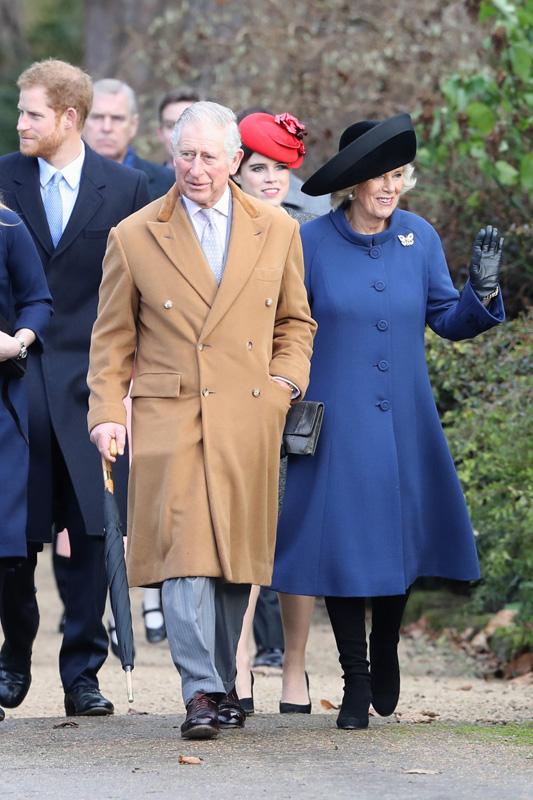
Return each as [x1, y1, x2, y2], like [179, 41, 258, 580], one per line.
[413, 0, 533, 316]
[425, 311, 533, 630]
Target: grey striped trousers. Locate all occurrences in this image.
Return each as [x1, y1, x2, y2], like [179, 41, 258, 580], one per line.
[162, 577, 250, 704]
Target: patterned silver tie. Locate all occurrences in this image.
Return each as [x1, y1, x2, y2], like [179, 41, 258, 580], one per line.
[43, 171, 64, 247]
[199, 208, 225, 285]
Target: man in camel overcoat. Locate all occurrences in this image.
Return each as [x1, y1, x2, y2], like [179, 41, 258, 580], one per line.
[88, 101, 316, 740]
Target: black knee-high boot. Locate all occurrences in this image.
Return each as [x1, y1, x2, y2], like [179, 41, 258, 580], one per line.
[325, 596, 370, 730]
[370, 589, 410, 716]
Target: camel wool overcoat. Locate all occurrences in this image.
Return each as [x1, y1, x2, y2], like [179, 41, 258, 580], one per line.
[87, 182, 316, 588]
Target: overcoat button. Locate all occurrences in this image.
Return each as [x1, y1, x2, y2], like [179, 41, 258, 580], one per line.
[198, 343, 204, 351]
[252, 388, 261, 397]
[202, 388, 210, 397]
[265, 298, 273, 307]
[377, 319, 389, 331]
[378, 399, 391, 411]
[163, 300, 173, 309]
[377, 360, 390, 371]
[247, 340, 253, 350]
[369, 246, 381, 259]
[374, 280, 386, 292]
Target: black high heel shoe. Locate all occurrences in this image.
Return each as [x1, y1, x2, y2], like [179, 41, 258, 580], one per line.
[237, 672, 254, 716]
[279, 671, 311, 714]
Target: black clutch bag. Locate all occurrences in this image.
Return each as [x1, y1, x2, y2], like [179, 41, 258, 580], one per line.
[282, 400, 324, 457]
[0, 313, 26, 379]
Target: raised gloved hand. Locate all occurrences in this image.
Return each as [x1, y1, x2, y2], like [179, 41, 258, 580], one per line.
[469, 225, 504, 300]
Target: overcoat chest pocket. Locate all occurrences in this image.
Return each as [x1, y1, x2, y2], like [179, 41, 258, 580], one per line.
[130, 372, 181, 398]
[83, 228, 111, 239]
[254, 267, 284, 281]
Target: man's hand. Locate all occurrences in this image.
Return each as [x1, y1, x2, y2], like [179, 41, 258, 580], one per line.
[90, 422, 127, 462]
[469, 225, 504, 300]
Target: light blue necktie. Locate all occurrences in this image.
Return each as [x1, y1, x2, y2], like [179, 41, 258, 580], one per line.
[200, 208, 225, 285]
[43, 171, 64, 247]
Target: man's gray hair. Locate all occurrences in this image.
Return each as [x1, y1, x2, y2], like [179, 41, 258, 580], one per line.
[92, 78, 138, 115]
[171, 101, 241, 161]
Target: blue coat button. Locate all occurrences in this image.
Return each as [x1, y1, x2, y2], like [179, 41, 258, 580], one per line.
[374, 280, 386, 292]
[378, 399, 391, 411]
[377, 319, 389, 331]
[377, 360, 390, 371]
[369, 246, 381, 259]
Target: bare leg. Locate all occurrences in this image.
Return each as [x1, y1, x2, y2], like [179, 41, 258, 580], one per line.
[279, 593, 315, 704]
[235, 585, 260, 699]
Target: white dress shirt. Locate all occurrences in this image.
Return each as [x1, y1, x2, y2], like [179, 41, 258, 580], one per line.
[38, 142, 85, 234]
[181, 187, 230, 255]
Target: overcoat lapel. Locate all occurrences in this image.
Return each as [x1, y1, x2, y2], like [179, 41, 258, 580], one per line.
[148, 188, 217, 308]
[146, 182, 270, 331]
[201, 186, 270, 340]
[53, 147, 104, 259]
[12, 156, 53, 255]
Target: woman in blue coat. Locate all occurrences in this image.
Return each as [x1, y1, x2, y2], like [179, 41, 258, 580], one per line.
[270, 114, 504, 730]
[0, 204, 52, 721]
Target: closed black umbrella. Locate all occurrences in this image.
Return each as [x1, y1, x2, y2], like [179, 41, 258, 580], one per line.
[102, 447, 134, 702]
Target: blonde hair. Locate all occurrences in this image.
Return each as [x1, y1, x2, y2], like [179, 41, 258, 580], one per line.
[18, 59, 93, 129]
[331, 162, 417, 209]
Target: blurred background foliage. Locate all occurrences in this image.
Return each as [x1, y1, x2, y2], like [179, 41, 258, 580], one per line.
[0, 0, 531, 660]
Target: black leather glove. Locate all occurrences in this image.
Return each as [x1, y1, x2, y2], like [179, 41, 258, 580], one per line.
[469, 225, 504, 300]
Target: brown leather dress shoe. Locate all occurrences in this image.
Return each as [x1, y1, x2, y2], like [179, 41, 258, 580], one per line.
[218, 687, 246, 729]
[181, 692, 219, 739]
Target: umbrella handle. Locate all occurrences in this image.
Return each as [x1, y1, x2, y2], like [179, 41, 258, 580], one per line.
[102, 439, 118, 493]
[125, 666, 134, 703]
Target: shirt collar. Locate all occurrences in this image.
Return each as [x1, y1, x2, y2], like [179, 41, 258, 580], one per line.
[181, 185, 231, 220]
[38, 141, 85, 190]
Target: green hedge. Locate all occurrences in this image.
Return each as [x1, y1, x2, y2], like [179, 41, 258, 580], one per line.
[425, 311, 533, 642]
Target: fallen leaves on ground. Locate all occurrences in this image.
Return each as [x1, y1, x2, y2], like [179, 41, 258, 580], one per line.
[402, 768, 441, 775]
[178, 755, 203, 765]
[127, 708, 149, 715]
[320, 699, 340, 710]
[53, 720, 79, 729]
[395, 710, 440, 723]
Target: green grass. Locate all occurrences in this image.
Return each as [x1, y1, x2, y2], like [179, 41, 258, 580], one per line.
[454, 723, 533, 747]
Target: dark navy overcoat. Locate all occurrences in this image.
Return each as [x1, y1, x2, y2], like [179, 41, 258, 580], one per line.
[271, 207, 504, 597]
[0, 209, 52, 558]
[0, 148, 149, 541]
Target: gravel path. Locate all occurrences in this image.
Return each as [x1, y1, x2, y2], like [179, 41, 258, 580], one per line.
[4, 546, 531, 723]
[2, 547, 531, 800]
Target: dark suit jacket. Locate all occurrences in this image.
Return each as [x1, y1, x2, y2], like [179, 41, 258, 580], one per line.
[127, 153, 174, 201]
[0, 145, 149, 541]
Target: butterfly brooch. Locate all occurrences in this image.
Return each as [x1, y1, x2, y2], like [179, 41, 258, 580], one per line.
[398, 232, 414, 247]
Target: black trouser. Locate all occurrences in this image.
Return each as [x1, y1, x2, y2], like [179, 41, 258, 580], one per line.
[0, 432, 108, 692]
[0, 551, 39, 672]
[253, 588, 285, 652]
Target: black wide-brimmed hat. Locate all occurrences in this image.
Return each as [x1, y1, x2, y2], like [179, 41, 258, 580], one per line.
[302, 113, 416, 196]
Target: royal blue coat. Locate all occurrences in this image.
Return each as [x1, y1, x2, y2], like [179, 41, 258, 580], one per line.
[0, 209, 52, 559]
[270, 207, 504, 597]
